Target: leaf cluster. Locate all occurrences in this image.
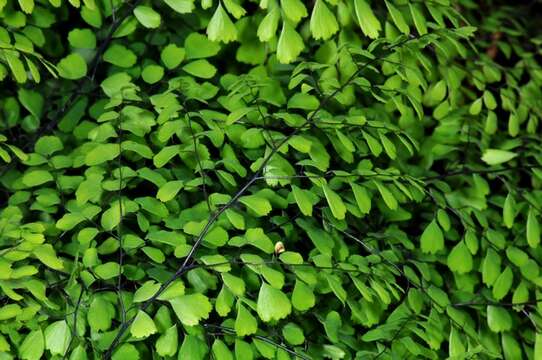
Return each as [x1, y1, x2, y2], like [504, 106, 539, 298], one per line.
[1, 0, 542, 359]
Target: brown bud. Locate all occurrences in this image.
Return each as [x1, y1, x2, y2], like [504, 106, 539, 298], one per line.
[274, 241, 285, 254]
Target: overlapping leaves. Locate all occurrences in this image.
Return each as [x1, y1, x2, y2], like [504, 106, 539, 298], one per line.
[1, 0, 542, 359]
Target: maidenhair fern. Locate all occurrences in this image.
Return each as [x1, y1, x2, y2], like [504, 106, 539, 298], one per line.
[1, 1, 542, 359]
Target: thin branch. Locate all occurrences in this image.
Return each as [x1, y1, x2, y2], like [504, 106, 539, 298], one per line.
[116, 112, 126, 325]
[203, 324, 311, 360]
[185, 104, 211, 213]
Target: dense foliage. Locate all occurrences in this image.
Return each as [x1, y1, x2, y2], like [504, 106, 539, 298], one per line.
[1, 0, 542, 359]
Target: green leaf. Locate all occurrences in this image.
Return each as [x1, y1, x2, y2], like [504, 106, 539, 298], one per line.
[185, 32, 221, 59]
[68, 28, 97, 48]
[362, 131, 382, 156]
[212, 339, 233, 360]
[482, 248, 501, 286]
[103, 44, 137, 68]
[6, 144, 28, 161]
[33, 244, 64, 270]
[385, 0, 409, 34]
[112, 344, 139, 360]
[130, 310, 157, 339]
[156, 325, 178, 357]
[281, 0, 307, 23]
[142, 64, 165, 84]
[225, 209, 245, 230]
[257, 283, 292, 322]
[134, 281, 161, 303]
[261, 266, 284, 289]
[379, 132, 396, 160]
[483, 90, 497, 110]
[423, 80, 447, 107]
[164, 0, 194, 14]
[279, 251, 303, 265]
[447, 241, 473, 274]
[239, 194, 272, 216]
[169, 294, 212, 326]
[22, 170, 53, 187]
[85, 143, 120, 166]
[325, 274, 347, 305]
[492, 267, 513, 301]
[207, 3, 237, 43]
[161, 44, 185, 69]
[18, 0, 34, 13]
[277, 20, 304, 64]
[226, 107, 256, 125]
[153, 145, 179, 168]
[351, 183, 371, 214]
[354, 0, 381, 39]
[503, 193, 516, 229]
[0, 147, 10, 162]
[292, 185, 313, 216]
[487, 305, 512, 332]
[235, 303, 258, 336]
[57, 53, 88, 79]
[44, 320, 71, 356]
[157, 180, 184, 202]
[222, 273, 245, 296]
[409, 3, 427, 35]
[535, 333, 542, 360]
[310, 0, 339, 40]
[203, 226, 229, 247]
[179, 335, 208, 359]
[527, 207, 540, 248]
[303, 225, 333, 256]
[142, 246, 165, 263]
[183, 59, 217, 79]
[200, 254, 231, 272]
[508, 113, 519, 137]
[101, 72, 134, 98]
[289, 135, 312, 153]
[324, 311, 341, 343]
[420, 219, 444, 254]
[483, 147, 514, 165]
[157, 280, 186, 300]
[136, 196, 169, 218]
[35, 135, 63, 156]
[291, 280, 315, 311]
[502, 333, 522, 360]
[134, 5, 161, 28]
[0, 304, 21, 321]
[288, 93, 319, 110]
[373, 181, 397, 210]
[257, 8, 280, 42]
[216, 285, 234, 317]
[253, 339, 276, 358]
[235, 340, 253, 360]
[19, 329, 44, 360]
[469, 97, 483, 115]
[88, 297, 114, 331]
[322, 184, 346, 220]
[4, 51, 27, 83]
[438, 210, 451, 230]
[94, 262, 121, 280]
[449, 327, 466, 357]
[223, 0, 246, 19]
[246, 227, 275, 253]
[18, 89, 44, 120]
[282, 323, 304, 345]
